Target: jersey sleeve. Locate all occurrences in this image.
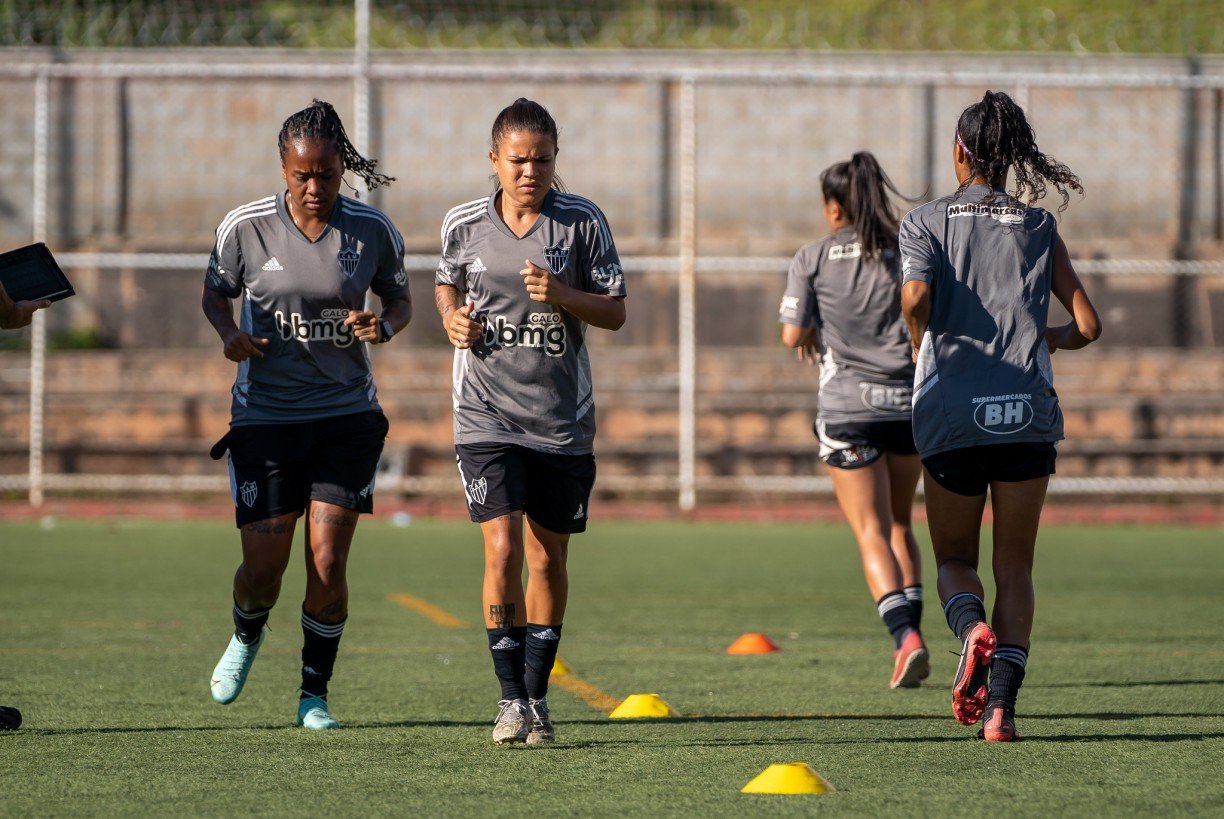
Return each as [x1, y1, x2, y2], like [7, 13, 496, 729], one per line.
[579, 203, 626, 298]
[370, 221, 410, 303]
[779, 244, 819, 327]
[435, 222, 467, 295]
[205, 219, 245, 298]
[899, 209, 938, 286]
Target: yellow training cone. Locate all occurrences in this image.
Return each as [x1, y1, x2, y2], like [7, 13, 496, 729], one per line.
[551, 657, 571, 677]
[608, 693, 681, 719]
[741, 763, 835, 795]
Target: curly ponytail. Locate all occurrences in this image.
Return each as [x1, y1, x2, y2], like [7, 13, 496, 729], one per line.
[956, 90, 1081, 212]
[278, 99, 395, 192]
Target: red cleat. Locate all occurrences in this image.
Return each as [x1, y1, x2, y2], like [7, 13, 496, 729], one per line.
[951, 622, 996, 725]
[889, 630, 930, 689]
[978, 703, 1019, 742]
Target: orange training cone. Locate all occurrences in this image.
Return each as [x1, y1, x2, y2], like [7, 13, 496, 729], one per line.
[727, 632, 781, 654]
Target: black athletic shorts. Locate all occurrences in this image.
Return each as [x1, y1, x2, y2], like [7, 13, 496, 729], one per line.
[922, 442, 1057, 497]
[815, 419, 919, 469]
[455, 442, 596, 535]
[211, 411, 389, 528]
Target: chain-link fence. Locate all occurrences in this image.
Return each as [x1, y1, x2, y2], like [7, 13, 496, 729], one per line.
[2, 1, 1221, 53]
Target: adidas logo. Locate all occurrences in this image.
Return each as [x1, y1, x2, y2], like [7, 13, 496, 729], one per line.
[262, 257, 284, 271]
[490, 637, 520, 651]
[573, 503, 584, 520]
[531, 629, 560, 641]
[469, 257, 487, 274]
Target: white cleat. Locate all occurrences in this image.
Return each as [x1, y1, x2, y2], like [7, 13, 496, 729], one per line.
[296, 695, 341, 730]
[492, 698, 530, 745]
[209, 629, 266, 704]
[526, 697, 555, 745]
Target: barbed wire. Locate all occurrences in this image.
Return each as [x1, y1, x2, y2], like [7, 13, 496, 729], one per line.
[0, 1, 1218, 53]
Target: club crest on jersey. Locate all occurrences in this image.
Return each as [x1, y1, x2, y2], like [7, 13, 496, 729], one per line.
[467, 477, 488, 506]
[338, 244, 361, 278]
[972, 394, 1035, 435]
[239, 481, 258, 508]
[543, 243, 570, 275]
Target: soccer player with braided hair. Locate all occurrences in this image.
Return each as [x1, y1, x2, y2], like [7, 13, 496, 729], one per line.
[201, 99, 410, 730]
[779, 151, 929, 690]
[900, 90, 1101, 741]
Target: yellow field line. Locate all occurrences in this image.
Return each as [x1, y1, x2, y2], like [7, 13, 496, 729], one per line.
[551, 669, 622, 714]
[388, 593, 471, 629]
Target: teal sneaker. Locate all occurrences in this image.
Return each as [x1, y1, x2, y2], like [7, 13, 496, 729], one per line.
[296, 695, 340, 730]
[209, 629, 265, 705]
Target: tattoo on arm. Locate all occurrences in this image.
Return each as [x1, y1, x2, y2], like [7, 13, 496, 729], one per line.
[489, 603, 516, 628]
[310, 507, 358, 528]
[435, 285, 460, 320]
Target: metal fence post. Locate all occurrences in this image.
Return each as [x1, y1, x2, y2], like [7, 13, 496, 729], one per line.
[678, 77, 697, 511]
[29, 70, 50, 506]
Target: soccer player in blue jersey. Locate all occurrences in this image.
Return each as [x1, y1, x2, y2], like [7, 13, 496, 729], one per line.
[779, 153, 929, 690]
[201, 100, 411, 729]
[434, 99, 626, 745]
[900, 91, 1101, 741]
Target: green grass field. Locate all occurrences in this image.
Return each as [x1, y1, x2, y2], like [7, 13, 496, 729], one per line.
[2, 518, 1222, 816]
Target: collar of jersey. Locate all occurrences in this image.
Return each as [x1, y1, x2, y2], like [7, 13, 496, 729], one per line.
[487, 189, 553, 241]
[277, 190, 337, 245]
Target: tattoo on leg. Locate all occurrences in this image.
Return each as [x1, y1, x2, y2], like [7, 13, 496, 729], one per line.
[310, 507, 357, 527]
[309, 598, 349, 624]
[489, 603, 515, 628]
[243, 520, 293, 535]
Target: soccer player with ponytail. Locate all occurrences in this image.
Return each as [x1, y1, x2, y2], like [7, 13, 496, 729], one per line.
[201, 99, 410, 729]
[900, 91, 1101, 741]
[779, 152, 929, 690]
[435, 98, 626, 745]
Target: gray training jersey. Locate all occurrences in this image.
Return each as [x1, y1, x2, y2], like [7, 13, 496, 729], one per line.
[436, 189, 626, 455]
[779, 226, 915, 424]
[899, 184, 1062, 457]
[205, 191, 409, 425]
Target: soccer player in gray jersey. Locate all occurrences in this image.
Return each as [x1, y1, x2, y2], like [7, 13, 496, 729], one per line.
[780, 152, 929, 690]
[201, 100, 411, 730]
[900, 91, 1100, 741]
[435, 99, 626, 745]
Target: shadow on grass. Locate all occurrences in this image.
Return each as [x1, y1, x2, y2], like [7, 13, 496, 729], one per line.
[11, 711, 1222, 737]
[1030, 678, 1224, 689]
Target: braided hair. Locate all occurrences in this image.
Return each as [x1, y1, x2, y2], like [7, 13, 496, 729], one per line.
[820, 151, 906, 258]
[955, 90, 1081, 212]
[489, 97, 566, 192]
[277, 99, 394, 192]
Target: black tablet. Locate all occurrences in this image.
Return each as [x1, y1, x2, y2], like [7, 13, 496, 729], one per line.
[0, 243, 75, 303]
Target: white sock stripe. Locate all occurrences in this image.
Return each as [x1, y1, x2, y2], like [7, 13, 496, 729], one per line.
[903, 586, 924, 600]
[994, 648, 1029, 667]
[943, 592, 982, 615]
[301, 614, 346, 637]
[877, 593, 910, 615]
[232, 605, 269, 620]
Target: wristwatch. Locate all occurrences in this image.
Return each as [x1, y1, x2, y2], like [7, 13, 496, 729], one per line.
[378, 319, 394, 343]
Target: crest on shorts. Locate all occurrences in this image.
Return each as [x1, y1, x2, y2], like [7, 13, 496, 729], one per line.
[239, 481, 258, 508]
[467, 477, 488, 506]
[338, 244, 361, 278]
[543, 243, 570, 276]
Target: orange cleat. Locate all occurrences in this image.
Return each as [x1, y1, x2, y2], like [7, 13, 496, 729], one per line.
[951, 622, 996, 725]
[978, 703, 1019, 742]
[889, 630, 930, 689]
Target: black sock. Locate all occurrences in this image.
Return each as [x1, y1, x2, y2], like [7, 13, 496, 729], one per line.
[988, 644, 1028, 711]
[876, 591, 916, 649]
[904, 585, 923, 630]
[943, 592, 987, 641]
[524, 623, 563, 700]
[487, 626, 527, 701]
[232, 596, 271, 645]
[300, 608, 346, 700]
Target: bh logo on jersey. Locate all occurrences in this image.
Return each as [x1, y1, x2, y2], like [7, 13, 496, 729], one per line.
[338, 243, 361, 278]
[483, 312, 567, 357]
[972, 394, 1034, 434]
[861, 382, 912, 413]
[543, 243, 570, 275]
[275, 309, 355, 348]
